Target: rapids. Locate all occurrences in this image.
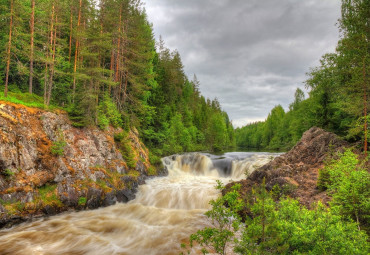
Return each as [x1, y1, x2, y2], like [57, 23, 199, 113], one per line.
[0, 152, 278, 255]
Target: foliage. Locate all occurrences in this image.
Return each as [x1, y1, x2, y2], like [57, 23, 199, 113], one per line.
[2, 168, 15, 179]
[0, 0, 234, 157]
[97, 93, 123, 130]
[37, 184, 62, 207]
[186, 181, 243, 255]
[319, 150, 370, 231]
[50, 131, 67, 156]
[115, 132, 136, 169]
[78, 197, 87, 206]
[185, 179, 370, 255]
[0, 91, 53, 109]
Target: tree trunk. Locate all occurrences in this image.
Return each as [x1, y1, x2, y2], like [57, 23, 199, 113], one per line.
[29, 0, 35, 94]
[109, 46, 114, 94]
[73, 0, 82, 102]
[47, 13, 57, 106]
[68, 4, 73, 62]
[4, 0, 14, 98]
[363, 55, 368, 157]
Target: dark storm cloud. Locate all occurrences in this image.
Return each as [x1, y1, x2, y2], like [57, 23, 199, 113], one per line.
[143, 0, 341, 127]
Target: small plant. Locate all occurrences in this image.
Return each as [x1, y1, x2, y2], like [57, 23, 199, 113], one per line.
[114, 131, 137, 169]
[147, 166, 157, 176]
[183, 181, 243, 255]
[3, 168, 15, 179]
[317, 168, 331, 191]
[51, 130, 67, 156]
[37, 184, 63, 207]
[78, 197, 87, 206]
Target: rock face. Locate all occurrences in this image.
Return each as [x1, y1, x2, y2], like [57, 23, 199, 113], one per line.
[225, 127, 350, 208]
[0, 101, 166, 228]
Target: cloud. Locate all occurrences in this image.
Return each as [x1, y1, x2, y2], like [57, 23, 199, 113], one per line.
[143, 0, 341, 127]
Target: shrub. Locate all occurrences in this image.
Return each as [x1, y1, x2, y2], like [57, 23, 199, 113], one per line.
[78, 197, 87, 206]
[184, 180, 370, 255]
[322, 150, 370, 231]
[115, 131, 136, 169]
[184, 181, 243, 255]
[97, 93, 123, 129]
[2, 169, 15, 179]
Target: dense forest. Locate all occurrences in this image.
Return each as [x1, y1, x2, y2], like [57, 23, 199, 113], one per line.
[236, 0, 369, 153]
[0, 0, 235, 156]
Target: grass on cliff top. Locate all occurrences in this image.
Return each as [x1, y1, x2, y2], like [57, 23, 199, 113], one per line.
[0, 91, 58, 110]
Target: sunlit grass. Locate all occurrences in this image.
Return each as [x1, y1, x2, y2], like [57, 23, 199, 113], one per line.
[0, 91, 59, 110]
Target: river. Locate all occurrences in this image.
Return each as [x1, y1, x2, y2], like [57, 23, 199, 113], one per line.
[0, 152, 278, 255]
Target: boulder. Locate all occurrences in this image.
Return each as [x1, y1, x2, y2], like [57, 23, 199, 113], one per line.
[225, 127, 349, 208]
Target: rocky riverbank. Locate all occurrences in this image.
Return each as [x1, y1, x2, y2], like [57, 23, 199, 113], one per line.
[225, 127, 350, 208]
[0, 101, 166, 228]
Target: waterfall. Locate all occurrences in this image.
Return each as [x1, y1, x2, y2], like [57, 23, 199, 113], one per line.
[0, 152, 278, 255]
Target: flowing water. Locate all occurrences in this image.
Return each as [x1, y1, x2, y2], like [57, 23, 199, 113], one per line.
[0, 152, 278, 255]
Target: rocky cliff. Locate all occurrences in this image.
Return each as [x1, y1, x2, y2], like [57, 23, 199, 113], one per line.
[225, 127, 350, 208]
[0, 101, 165, 228]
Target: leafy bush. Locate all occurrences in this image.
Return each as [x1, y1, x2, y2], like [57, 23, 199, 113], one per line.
[78, 197, 87, 206]
[184, 181, 243, 255]
[321, 150, 370, 231]
[184, 180, 370, 255]
[115, 132, 136, 169]
[97, 93, 123, 130]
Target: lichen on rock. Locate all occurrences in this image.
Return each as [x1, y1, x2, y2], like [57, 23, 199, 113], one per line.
[225, 127, 350, 208]
[0, 101, 166, 228]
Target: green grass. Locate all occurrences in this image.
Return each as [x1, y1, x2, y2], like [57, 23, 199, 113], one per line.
[37, 184, 63, 207]
[0, 91, 59, 110]
[78, 197, 87, 206]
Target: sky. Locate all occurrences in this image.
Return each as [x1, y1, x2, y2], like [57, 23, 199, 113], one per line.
[142, 0, 342, 128]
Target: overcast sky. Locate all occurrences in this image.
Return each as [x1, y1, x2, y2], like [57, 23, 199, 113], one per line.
[142, 0, 341, 128]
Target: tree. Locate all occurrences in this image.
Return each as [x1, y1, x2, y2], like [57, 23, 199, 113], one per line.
[337, 0, 369, 156]
[4, 0, 14, 97]
[28, 0, 35, 94]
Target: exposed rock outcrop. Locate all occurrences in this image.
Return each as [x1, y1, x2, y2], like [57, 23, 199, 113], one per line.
[225, 127, 350, 208]
[0, 101, 166, 228]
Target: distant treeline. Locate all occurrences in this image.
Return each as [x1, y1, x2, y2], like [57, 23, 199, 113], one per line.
[0, 0, 235, 156]
[236, 0, 369, 152]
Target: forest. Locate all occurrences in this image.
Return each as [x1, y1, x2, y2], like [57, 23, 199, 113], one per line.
[0, 0, 235, 158]
[235, 0, 369, 154]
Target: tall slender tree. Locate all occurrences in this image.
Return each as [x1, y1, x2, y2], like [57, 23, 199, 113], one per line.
[4, 0, 14, 97]
[28, 0, 35, 94]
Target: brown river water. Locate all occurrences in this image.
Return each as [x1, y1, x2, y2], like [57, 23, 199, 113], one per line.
[0, 152, 277, 255]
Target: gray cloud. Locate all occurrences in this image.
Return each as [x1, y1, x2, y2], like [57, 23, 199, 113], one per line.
[143, 0, 341, 127]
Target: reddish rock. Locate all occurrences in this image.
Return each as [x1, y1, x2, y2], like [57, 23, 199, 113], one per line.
[226, 127, 350, 208]
[0, 101, 164, 228]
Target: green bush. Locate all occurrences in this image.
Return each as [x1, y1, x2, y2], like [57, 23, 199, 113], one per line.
[183, 180, 370, 255]
[114, 131, 136, 169]
[97, 93, 123, 129]
[322, 150, 370, 232]
[184, 181, 243, 255]
[78, 197, 87, 206]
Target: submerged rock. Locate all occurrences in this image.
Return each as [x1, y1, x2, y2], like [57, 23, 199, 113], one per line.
[0, 101, 164, 228]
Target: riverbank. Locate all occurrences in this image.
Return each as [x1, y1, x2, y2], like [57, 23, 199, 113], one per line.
[225, 127, 351, 208]
[0, 101, 166, 228]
